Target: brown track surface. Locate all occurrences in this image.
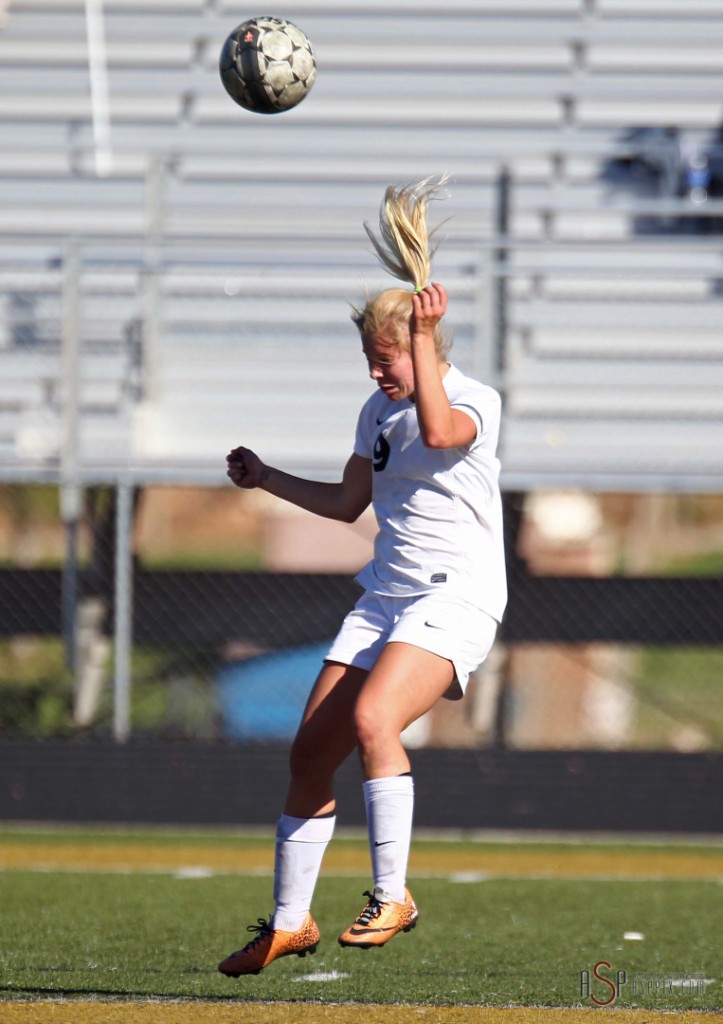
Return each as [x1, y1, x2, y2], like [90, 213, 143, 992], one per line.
[1, 839, 721, 879]
[3, 1001, 722, 1024]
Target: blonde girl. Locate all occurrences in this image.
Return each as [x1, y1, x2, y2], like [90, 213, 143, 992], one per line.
[220, 178, 506, 976]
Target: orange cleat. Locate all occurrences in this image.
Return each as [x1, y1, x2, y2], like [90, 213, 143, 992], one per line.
[338, 886, 418, 949]
[218, 913, 320, 976]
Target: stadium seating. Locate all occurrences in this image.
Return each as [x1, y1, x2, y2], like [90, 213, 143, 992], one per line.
[1, 0, 723, 491]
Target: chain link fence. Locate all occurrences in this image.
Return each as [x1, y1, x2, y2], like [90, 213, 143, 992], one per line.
[1, 481, 721, 752]
[1, 216, 722, 754]
[2, 1, 722, 834]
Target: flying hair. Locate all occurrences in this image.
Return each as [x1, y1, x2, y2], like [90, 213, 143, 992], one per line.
[363, 175, 449, 291]
[352, 176, 452, 359]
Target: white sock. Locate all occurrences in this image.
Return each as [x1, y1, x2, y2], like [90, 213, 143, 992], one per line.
[363, 775, 414, 904]
[271, 813, 335, 931]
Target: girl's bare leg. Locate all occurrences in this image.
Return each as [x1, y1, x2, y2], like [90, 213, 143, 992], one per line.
[350, 642, 456, 911]
[266, 661, 368, 933]
[353, 641, 456, 779]
[284, 660, 368, 817]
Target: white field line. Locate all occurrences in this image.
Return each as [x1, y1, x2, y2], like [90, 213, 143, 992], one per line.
[1, 864, 721, 883]
[2, 824, 722, 847]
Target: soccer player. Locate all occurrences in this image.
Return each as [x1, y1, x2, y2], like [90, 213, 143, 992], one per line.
[219, 179, 507, 976]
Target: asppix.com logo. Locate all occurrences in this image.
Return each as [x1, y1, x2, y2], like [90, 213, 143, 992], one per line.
[580, 961, 708, 1005]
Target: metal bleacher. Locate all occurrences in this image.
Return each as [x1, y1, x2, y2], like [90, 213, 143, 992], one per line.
[1, 0, 723, 491]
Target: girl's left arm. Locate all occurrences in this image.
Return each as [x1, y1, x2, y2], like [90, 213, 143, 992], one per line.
[410, 283, 478, 449]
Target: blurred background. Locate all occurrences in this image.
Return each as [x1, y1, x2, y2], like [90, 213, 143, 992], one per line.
[0, 0, 721, 828]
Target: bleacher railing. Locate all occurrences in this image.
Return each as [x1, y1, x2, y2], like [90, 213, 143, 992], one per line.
[0, 186, 722, 748]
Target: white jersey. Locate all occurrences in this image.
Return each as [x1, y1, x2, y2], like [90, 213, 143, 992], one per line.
[353, 364, 507, 623]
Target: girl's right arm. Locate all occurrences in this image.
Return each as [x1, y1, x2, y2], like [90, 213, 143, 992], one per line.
[227, 446, 372, 523]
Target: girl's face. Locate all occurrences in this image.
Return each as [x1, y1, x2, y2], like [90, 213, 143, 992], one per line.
[362, 331, 415, 402]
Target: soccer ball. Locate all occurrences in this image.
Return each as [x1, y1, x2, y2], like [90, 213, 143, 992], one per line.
[219, 16, 316, 115]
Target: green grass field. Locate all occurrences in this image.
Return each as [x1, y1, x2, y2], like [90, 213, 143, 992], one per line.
[0, 827, 721, 1012]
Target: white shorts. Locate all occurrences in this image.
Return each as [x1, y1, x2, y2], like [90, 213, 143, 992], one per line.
[324, 590, 498, 700]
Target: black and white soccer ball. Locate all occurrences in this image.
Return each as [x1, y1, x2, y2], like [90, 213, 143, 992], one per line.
[219, 16, 316, 115]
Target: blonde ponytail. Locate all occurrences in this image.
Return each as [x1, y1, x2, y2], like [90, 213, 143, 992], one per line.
[352, 176, 451, 359]
[364, 176, 447, 290]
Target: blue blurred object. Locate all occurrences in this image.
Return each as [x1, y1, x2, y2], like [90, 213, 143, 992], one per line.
[217, 642, 330, 741]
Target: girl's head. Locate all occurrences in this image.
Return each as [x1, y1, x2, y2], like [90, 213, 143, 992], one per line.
[351, 178, 451, 364]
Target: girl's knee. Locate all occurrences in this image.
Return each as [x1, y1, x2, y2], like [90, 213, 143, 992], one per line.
[289, 733, 319, 780]
[353, 700, 395, 757]
[289, 730, 345, 787]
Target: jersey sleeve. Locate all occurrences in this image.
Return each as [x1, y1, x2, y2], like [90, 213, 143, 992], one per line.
[353, 395, 376, 458]
[451, 385, 501, 447]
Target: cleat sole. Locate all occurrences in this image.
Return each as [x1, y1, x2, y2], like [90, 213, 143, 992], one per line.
[338, 916, 418, 949]
[219, 941, 318, 975]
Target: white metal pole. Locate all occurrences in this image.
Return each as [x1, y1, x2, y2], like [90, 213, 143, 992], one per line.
[473, 248, 497, 390]
[85, 0, 113, 176]
[60, 244, 82, 675]
[142, 157, 165, 403]
[113, 480, 134, 743]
